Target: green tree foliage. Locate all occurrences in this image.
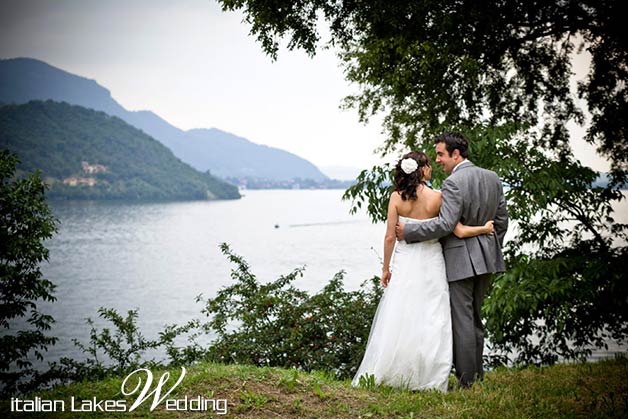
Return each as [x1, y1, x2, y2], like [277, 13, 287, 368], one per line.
[216, 1, 627, 363]
[219, 0, 626, 181]
[0, 151, 58, 396]
[198, 244, 382, 379]
[0, 101, 240, 201]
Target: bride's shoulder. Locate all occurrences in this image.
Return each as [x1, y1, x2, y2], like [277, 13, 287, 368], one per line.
[388, 190, 402, 205]
[423, 185, 441, 195]
[423, 187, 442, 204]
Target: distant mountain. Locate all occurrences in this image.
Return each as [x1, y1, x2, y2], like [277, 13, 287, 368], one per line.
[0, 57, 328, 182]
[0, 57, 128, 117]
[180, 128, 326, 180]
[0, 101, 240, 201]
[593, 173, 628, 189]
[319, 165, 363, 181]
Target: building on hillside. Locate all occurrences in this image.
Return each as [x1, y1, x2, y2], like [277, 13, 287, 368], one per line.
[63, 177, 97, 186]
[81, 161, 107, 174]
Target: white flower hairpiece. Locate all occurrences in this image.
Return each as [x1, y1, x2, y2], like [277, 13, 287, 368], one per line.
[400, 158, 418, 174]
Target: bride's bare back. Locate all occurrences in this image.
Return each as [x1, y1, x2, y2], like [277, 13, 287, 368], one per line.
[393, 184, 441, 220]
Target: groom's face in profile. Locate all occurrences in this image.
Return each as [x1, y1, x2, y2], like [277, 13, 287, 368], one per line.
[435, 142, 459, 174]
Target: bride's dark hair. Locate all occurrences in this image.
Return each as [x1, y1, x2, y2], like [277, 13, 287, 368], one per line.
[394, 151, 430, 201]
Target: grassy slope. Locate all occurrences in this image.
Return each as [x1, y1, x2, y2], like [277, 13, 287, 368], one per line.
[2, 357, 626, 418]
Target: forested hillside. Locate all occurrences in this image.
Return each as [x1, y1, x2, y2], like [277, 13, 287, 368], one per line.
[0, 100, 240, 200]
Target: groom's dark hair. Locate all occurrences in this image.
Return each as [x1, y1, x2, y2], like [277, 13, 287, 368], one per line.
[435, 132, 469, 158]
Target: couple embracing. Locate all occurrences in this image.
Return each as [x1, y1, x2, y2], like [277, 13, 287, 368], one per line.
[352, 132, 508, 392]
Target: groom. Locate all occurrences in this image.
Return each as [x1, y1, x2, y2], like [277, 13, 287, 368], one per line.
[395, 132, 508, 388]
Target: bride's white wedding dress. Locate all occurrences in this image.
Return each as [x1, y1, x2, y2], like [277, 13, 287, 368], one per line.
[352, 216, 452, 392]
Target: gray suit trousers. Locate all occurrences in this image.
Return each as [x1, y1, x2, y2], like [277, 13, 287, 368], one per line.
[449, 273, 491, 387]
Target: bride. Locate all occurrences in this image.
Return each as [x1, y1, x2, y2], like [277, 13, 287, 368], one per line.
[352, 151, 493, 392]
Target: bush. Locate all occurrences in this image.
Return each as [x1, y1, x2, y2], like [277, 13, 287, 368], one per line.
[485, 244, 628, 365]
[48, 307, 200, 383]
[198, 243, 383, 379]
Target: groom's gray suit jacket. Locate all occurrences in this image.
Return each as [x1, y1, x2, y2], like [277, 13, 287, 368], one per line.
[404, 161, 508, 282]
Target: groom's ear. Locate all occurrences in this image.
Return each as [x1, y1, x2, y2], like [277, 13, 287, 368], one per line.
[451, 149, 460, 159]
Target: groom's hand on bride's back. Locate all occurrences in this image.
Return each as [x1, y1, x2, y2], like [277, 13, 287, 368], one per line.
[395, 222, 405, 241]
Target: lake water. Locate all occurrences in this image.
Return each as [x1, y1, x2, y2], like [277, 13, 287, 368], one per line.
[36, 189, 628, 364]
[39, 190, 383, 362]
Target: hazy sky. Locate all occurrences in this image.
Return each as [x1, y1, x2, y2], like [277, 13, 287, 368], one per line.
[0, 0, 609, 173]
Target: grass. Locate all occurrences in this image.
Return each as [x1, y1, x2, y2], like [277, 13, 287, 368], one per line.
[1, 356, 626, 418]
